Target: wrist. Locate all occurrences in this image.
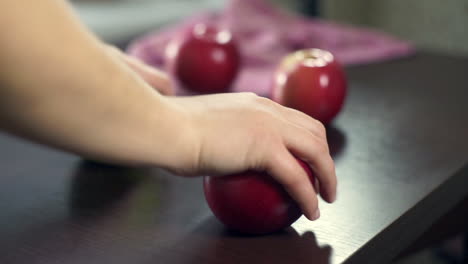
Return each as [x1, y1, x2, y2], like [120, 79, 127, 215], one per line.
[147, 97, 201, 174]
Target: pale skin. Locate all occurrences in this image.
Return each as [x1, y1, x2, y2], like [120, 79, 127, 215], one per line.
[0, 0, 336, 220]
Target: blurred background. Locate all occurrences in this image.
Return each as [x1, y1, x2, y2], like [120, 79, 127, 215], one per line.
[72, 0, 468, 56]
[320, 0, 468, 56]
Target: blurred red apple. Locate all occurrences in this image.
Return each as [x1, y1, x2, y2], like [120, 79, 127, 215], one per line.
[272, 49, 347, 124]
[203, 159, 314, 235]
[166, 23, 240, 94]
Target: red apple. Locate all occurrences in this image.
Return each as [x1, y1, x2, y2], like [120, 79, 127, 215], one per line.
[203, 159, 314, 235]
[166, 23, 240, 94]
[272, 49, 347, 124]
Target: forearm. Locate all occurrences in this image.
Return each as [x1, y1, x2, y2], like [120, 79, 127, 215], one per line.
[0, 0, 193, 168]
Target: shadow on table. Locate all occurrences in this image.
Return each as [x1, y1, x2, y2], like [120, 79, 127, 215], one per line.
[2, 161, 178, 264]
[68, 161, 169, 219]
[158, 217, 332, 264]
[327, 125, 347, 160]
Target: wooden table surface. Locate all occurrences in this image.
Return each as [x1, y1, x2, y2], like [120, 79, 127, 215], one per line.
[1, 52, 468, 264]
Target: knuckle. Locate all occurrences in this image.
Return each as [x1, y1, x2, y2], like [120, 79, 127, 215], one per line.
[314, 120, 326, 137]
[250, 109, 277, 127]
[287, 107, 303, 115]
[241, 92, 258, 100]
[254, 95, 274, 106]
[319, 140, 330, 154]
[287, 107, 302, 118]
[316, 138, 329, 155]
[311, 137, 329, 155]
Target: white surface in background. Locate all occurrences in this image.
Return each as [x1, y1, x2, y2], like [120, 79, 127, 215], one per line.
[72, 0, 224, 44]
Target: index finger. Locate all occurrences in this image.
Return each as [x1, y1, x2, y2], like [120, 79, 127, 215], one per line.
[266, 147, 320, 221]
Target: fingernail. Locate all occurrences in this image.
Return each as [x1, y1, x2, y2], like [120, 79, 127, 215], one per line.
[311, 209, 320, 220]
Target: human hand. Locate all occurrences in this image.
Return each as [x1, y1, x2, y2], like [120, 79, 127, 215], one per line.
[167, 93, 337, 220]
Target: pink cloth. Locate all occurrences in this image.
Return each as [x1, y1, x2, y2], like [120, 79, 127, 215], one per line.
[127, 0, 414, 96]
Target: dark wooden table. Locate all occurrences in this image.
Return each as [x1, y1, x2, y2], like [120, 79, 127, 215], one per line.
[1, 52, 468, 264]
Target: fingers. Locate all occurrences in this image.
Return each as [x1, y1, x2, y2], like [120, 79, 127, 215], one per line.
[123, 55, 175, 96]
[257, 97, 327, 142]
[259, 97, 335, 203]
[278, 104, 327, 141]
[282, 124, 337, 203]
[257, 97, 336, 203]
[266, 147, 320, 220]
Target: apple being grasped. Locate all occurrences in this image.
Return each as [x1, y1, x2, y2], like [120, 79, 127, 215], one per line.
[203, 159, 314, 235]
[165, 23, 241, 94]
[271, 49, 347, 124]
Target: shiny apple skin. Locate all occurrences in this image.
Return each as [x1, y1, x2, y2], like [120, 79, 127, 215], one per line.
[167, 24, 240, 94]
[272, 49, 347, 125]
[203, 160, 314, 235]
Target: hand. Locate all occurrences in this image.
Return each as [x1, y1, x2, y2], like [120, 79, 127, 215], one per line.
[167, 93, 337, 220]
[106, 45, 174, 96]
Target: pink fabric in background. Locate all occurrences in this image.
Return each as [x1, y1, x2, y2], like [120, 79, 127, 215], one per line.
[127, 0, 414, 97]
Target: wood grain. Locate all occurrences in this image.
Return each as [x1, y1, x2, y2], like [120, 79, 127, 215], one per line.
[0, 52, 467, 264]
